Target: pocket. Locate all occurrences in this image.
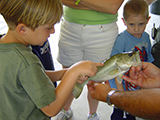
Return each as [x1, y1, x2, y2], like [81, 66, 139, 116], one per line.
[61, 19, 69, 29]
[99, 22, 118, 32]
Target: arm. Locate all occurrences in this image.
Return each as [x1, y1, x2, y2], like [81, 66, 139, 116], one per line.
[87, 81, 160, 120]
[122, 62, 160, 89]
[61, 0, 156, 14]
[61, 0, 124, 14]
[111, 89, 160, 120]
[46, 67, 91, 84]
[82, 0, 157, 13]
[45, 69, 67, 82]
[41, 61, 103, 116]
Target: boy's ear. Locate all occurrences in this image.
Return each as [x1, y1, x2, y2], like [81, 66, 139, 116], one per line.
[16, 23, 28, 35]
[121, 18, 126, 26]
[147, 16, 151, 23]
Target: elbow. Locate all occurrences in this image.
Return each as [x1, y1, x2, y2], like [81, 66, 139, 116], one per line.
[102, 10, 118, 15]
[107, 8, 119, 15]
[42, 110, 59, 117]
[41, 105, 60, 117]
[109, 10, 118, 15]
[46, 113, 58, 117]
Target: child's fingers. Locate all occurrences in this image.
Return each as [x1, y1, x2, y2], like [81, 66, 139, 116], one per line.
[95, 63, 104, 67]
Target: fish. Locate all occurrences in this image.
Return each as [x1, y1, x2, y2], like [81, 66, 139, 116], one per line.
[72, 51, 141, 99]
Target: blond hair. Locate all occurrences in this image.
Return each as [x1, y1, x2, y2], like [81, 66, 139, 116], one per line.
[0, 0, 63, 30]
[123, 0, 149, 20]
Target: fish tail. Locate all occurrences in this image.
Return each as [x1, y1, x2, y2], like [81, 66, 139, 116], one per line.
[72, 79, 89, 99]
[72, 84, 83, 99]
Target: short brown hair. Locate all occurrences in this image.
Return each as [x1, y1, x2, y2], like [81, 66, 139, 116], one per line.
[123, 0, 149, 20]
[0, 0, 63, 30]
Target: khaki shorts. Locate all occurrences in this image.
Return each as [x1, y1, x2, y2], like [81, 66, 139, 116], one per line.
[57, 19, 118, 67]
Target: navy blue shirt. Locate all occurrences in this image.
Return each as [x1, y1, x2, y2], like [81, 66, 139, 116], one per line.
[32, 40, 57, 87]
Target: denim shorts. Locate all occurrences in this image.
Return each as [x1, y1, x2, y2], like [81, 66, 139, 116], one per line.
[57, 19, 118, 67]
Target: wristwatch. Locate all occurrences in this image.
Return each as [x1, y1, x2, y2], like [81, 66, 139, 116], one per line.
[106, 89, 120, 106]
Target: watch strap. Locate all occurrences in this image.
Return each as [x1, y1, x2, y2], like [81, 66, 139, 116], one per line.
[106, 89, 120, 106]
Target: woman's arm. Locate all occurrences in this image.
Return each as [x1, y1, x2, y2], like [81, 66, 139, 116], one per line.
[61, 0, 156, 15]
[61, 0, 124, 14]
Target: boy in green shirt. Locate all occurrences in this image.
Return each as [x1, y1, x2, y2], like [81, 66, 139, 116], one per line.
[0, 0, 102, 119]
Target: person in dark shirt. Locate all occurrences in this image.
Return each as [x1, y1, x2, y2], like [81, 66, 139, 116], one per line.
[32, 40, 57, 87]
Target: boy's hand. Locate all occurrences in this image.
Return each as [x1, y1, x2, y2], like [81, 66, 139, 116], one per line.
[76, 75, 88, 84]
[69, 60, 103, 81]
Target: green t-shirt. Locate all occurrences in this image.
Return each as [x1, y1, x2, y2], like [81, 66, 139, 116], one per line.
[63, 6, 118, 25]
[0, 43, 56, 120]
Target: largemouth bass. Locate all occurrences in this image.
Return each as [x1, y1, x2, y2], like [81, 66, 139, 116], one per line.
[73, 51, 141, 99]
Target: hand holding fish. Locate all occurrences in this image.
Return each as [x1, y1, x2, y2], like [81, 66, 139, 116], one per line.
[122, 62, 160, 89]
[69, 60, 103, 83]
[76, 75, 89, 84]
[87, 81, 113, 102]
[73, 51, 141, 99]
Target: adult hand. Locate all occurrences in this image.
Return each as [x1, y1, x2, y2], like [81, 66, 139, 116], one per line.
[122, 62, 160, 88]
[87, 81, 112, 102]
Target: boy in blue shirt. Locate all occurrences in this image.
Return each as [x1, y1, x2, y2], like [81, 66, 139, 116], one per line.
[109, 0, 154, 119]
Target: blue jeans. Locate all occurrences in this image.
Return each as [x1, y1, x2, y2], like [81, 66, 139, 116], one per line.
[111, 108, 135, 120]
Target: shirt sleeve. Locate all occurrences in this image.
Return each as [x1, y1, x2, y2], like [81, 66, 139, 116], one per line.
[110, 33, 126, 57]
[19, 63, 56, 108]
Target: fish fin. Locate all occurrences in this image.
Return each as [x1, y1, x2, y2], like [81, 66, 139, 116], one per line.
[108, 69, 119, 76]
[116, 75, 123, 84]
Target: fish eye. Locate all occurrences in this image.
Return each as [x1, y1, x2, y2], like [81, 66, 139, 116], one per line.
[128, 53, 133, 57]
